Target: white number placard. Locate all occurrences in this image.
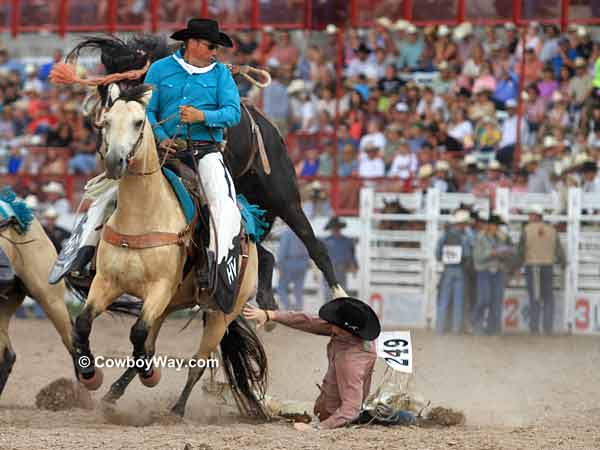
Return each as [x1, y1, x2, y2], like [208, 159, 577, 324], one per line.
[442, 245, 462, 264]
[376, 331, 412, 373]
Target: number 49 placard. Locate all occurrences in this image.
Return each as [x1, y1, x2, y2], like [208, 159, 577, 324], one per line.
[376, 331, 413, 373]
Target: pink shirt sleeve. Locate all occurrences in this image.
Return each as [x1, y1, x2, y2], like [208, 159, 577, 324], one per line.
[271, 311, 333, 336]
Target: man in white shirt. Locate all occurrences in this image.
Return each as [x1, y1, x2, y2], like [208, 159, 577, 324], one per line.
[359, 119, 386, 156]
[359, 145, 386, 178]
[345, 43, 378, 80]
[497, 99, 520, 168]
[388, 140, 417, 179]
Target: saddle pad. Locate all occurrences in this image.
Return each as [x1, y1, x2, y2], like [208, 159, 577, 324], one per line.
[0, 187, 33, 233]
[162, 168, 196, 224]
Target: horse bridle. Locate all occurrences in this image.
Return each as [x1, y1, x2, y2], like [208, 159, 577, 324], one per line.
[99, 99, 159, 177]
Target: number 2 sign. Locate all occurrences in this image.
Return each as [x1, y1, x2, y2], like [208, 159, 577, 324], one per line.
[376, 331, 413, 373]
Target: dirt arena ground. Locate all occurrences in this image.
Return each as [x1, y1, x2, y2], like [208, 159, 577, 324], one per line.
[1, 316, 599, 450]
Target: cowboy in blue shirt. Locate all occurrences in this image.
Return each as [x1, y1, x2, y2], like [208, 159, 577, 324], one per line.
[145, 18, 242, 311]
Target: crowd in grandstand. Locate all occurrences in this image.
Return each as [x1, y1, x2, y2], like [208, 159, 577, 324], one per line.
[2, 19, 600, 222]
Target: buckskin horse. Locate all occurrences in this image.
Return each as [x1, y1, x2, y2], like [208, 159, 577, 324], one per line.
[64, 35, 347, 308]
[70, 83, 268, 418]
[0, 192, 74, 396]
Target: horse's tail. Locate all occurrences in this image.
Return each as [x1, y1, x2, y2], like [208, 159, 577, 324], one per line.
[219, 316, 269, 420]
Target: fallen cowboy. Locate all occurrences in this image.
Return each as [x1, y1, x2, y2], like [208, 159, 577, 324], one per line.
[238, 298, 466, 430]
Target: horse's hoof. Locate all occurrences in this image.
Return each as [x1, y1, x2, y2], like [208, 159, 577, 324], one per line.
[79, 368, 104, 391]
[140, 367, 161, 387]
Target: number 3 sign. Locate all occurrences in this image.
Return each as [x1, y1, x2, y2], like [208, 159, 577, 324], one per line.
[376, 331, 413, 373]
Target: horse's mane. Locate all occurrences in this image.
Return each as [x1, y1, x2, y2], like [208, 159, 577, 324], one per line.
[116, 84, 152, 105]
[68, 35, 171, 75]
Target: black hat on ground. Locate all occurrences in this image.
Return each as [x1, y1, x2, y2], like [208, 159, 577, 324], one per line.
[325, 216, 347, 230]
[171, 18, 234, 48]
[319, 297, 381, 341]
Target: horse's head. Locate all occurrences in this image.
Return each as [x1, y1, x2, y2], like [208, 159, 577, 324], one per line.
[100, 83, 153, 179]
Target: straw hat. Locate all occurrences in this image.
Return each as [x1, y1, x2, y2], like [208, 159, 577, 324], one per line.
[453, 22, 473, 41]
[488, 160, 504, 171]
[406, 24, 417, 35]
[325, 24, 338, 35]
[450, 209, 471, 224]
[528, 204, 544, 216]
[287, 79, 307, 94]
[437, 25, 450, 38]
[575, 57, 587, 68]
[418, 164, 433, 179]
[462, 154, 477, 167]
[43, 207, 58, 219]
[392, 19, 410, 32]
[543, 135, 558, 149]
[375, 17, 392, 29]
[24, 194, 39, 209]
[435, 160, 450, 172]
[42, 181, 65, 196]
[577, 25, 588, 37]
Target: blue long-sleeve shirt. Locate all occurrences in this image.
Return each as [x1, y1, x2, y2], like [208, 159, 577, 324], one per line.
[493, 71, 519, 103]
[144, 50, 240, 144]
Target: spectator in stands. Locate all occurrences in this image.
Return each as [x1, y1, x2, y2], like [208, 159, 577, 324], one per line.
[581, 160, 600, 192]
[295, 147, 320, 177]
[388, 139, 416, 180]
[277, 224, 310, 311]
[41, 181, 70, 216]
[38, 49, 63, 86]
[522, 48, 544, 86]
[262, 58, 290, 138]
[518, 205, 566, 335]
[496, 98, 519, 167]
[338, 144, 358, 177]
[493, 67, 518, 108]
[358, 144, 385, 178]
[346, 43, 377, 80]
[398, 25, 423, 71]
[42, 207, 70, 252]
[69, 125, 97, 175]
[321, 217, 358, 302]
[435, 209, 472, 334]
[551, 36, 577, 78]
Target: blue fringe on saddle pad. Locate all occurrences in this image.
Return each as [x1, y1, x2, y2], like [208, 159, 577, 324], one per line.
[237, 194, 269, 243]
[162, 168, 196, 224]
[162, 169, 267, 242]
[0, 187, 33, 233]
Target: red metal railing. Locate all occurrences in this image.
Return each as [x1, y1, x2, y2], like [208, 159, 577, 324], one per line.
[1, 0, 598, 37]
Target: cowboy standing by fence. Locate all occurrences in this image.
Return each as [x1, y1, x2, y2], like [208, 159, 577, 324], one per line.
[472, 214, 515, 335]
[435, 209, 473, 334]
[518, 204, 566, 335]
[321, 217, 358, 302]
[145, 18, 242, 312]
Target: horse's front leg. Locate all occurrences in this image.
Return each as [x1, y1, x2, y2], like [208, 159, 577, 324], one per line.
[129, 282, 174, 387]
[72, 275, 122, 391]
[104, 310, 169, 403]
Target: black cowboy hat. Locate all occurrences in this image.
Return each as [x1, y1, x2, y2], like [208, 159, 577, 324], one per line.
[581, 160, 598, 173]
[488, 214, 505, 225]
[356, 43, 371, 54]
[170, 18, 234, 48]
[325, 216, 346, 230]
[319, 297, 381, 341]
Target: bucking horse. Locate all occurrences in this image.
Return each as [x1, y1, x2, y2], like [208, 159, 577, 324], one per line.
[53, 35, 347, 308]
